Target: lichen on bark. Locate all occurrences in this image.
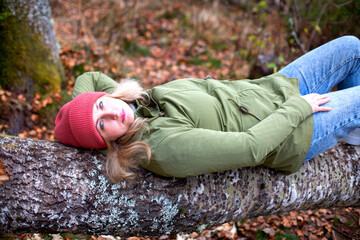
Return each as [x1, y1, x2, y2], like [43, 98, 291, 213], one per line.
[0, 135, 359, 237]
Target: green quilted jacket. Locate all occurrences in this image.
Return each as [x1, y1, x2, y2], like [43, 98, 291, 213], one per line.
[72, 72, 313, 177]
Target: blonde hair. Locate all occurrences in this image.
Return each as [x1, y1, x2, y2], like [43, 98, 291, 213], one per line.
[104, 79, 151, 182]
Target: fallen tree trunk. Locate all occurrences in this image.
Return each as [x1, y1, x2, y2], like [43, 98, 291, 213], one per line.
[0, 135, 359, 237]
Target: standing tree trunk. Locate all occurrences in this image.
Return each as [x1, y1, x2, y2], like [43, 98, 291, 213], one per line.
[0, 0, 64, 135]
[0, 135, 359, 237]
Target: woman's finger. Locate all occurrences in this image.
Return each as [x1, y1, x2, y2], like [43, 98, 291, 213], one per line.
[316, 106, 332, 112]
[301, 93, 331, 113]
[318, 97, 331, 105]
[317, 94, 329, 98]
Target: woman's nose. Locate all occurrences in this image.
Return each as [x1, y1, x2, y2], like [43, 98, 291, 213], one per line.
[101, 110, 119, 120]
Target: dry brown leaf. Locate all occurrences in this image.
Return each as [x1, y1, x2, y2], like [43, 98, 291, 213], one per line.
[53, 93, 62, 101]
[18, 132, 26, 138]
[189, 232, 199, 238]
[31, 114, 39, 123]
[0, 175, 10, 182]
[47, 135, 55, 141]
[337, 215, 348, 224]
[34, 92, 40, 100]
[41, 98, 51, 107]
[263, 227, 276, 236]
[344, 208, 352, 213]
[353, 209, 360, 214]
[243, 223, 250, 230]
[97, 236, 117, 240]
[315, 218, 323, 227]
[282, 217, 292, 228]
[309, 233, 318, 240]
[17, 94, 25, 101]
[34, 126, 41, 133]
[257, 216, 265, 223]
[29, 130, 36, 136]
[296, 229, 304, 237]
[0, 159, 7, 175]
[325, 224, 332, 232]
[319, 209, 327, 214]
[316, 229, 324, 236]
[32, 102, 42, 112]
[289, 211, 298, 217]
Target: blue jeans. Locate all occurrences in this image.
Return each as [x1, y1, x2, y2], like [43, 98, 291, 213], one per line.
[279, 35, 360, 161]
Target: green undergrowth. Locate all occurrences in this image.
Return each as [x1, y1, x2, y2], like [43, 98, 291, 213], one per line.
[123, 38, 151, 57]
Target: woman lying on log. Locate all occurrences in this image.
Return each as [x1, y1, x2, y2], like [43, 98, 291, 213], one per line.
[54, 36, 360, 182]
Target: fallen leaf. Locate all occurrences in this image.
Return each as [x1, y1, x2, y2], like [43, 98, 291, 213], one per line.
[296, 229, 304, 237]
[31, 114, 39, 123]
[0, 175, 10, 182]
[29, 130, 36, 136]
[325, 224, 332, 232]
[319, 209, 327, 214]
[290, 211, 298, 217]
[18, 133, 26, 138]
[17, 94, 25, 101]
[337, 215, 348, 224]
[189, 232, 199, 238]
[262, 227, 275, 236]
[98, 236, 117, 240]
[243, 223, 250, 230]
[309, 233, 318, 240]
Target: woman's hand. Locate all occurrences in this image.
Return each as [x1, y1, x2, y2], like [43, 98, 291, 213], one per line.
[301, 93, 332, 113]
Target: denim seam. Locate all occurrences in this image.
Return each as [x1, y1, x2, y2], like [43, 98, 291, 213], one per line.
[309, 117, 358, 146]
[297, 70, 310, 94]
[312, 55, 360, 93]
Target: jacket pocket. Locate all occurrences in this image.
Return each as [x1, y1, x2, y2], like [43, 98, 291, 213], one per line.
[235, 89, 282, 131]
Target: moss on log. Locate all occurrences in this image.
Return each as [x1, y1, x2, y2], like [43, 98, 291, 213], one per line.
[0, 0, 63, 98]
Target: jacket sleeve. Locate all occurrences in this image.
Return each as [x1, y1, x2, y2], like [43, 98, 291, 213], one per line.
[147, 95, 313, 177]
[72, 72, 117, 98]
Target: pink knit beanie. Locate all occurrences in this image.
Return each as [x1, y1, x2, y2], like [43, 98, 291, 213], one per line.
[54, 92, 107, 149]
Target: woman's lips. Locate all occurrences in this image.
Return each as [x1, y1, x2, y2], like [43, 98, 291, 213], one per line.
[121, 108, 125, 123]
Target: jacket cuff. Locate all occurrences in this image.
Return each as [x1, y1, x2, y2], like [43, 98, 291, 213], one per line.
[284, 95, 314, 121]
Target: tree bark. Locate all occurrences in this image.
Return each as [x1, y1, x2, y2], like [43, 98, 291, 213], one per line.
[0, 135, 359, 237]
[0, 0, 64, 135]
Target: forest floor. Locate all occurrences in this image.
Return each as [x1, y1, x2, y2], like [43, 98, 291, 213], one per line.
[2, 0, 360, 239]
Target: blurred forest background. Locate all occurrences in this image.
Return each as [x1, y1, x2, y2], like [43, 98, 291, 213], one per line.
[1, 0, 360, 239]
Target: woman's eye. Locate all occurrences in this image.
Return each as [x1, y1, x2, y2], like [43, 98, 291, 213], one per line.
[99, 101, 103, 109]
[99, 121, 104, 130]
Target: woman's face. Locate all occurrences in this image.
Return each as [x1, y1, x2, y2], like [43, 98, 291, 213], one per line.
[93, 96, 135, 141]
